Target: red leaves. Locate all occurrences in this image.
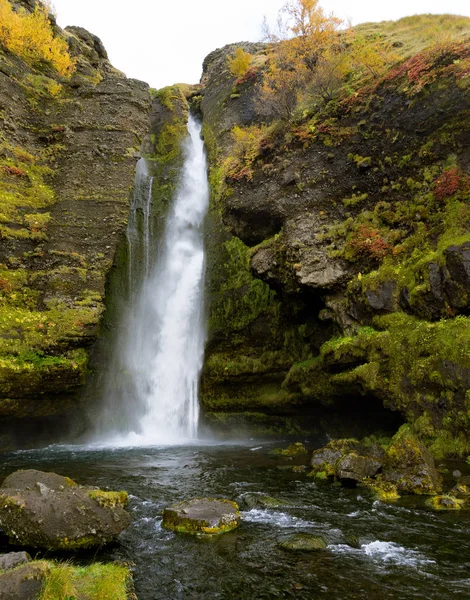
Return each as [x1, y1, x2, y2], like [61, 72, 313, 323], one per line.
[346, 225, 392, 261]
[1, 165, 27, 177]
[434, 167, 470, 200]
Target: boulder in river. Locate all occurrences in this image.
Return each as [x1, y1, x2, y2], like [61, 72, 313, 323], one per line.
[382, 426, 442, 495]
[0, 469, 130, 550]
[279, 533, 327, 552]
[271, 442, 308, 458]
[162, 498, 241, 535]
[309, 439, 383, 483]
[425, 495, 464, 510]
[239, 493, 285, 510]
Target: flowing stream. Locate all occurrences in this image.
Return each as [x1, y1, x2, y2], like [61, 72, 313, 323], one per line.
[1, 442, 469, 600]
[98, 115, 208, 445]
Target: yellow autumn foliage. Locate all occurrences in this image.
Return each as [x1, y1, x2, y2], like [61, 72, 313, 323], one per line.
[227, 47, 252, 78]
[0, 0, 75, 77]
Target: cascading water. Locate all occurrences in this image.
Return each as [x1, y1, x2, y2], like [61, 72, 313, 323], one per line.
[98, 115, 209, 445]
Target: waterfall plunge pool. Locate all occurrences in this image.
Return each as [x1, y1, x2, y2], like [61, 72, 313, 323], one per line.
[1, 441, 469, 600]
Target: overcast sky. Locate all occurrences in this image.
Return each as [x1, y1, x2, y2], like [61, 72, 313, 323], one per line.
[52, 0, 470, 89]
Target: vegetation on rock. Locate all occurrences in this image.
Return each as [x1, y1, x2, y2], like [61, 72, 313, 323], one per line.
[198, 0, 470, 454]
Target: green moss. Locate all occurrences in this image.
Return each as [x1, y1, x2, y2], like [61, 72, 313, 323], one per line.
[271, 442, 308, 457]
[362, 478, 400, 501]
[89, 490, 129, 509]
[425, 495, 464, 511]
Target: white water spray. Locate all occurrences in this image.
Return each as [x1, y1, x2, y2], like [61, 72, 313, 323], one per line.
[99, 116, 209, 445]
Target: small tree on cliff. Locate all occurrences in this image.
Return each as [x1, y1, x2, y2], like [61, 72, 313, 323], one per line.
[227, 47, 252, 78]
[257, 0, 342, 120]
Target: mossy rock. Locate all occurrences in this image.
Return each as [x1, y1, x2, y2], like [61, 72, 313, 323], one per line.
[425, 495, 465, 511]
[448, 482, 470, 501]
[279, 533, 327, 552]
[382, 426, 442, 495]
[239, 493, 286, 510]
[361, 478, 400, 502]
[309, 438, 383, 481]
[162, 498, 241, 535]
[271, 442, 308, 457]
[0, 470, 130, 550]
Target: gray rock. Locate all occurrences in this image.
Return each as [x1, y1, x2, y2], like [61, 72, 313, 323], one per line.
[0, 470, 130, 550]
[336, 454, 382, 483]
[162, 498, 241, 535]
[0, 552, 31, 572]
[0, 563, 46, 600]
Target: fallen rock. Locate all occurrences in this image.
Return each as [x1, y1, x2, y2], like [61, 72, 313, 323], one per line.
[0, 552, 31, 572]
[239, 493, 285, 510]
[382, 427, 442, 495]
[0, 563, 47, 600]
[0, 469, 130, 550]
[279, 533, 327, 552]
[162, 498, 241, 535]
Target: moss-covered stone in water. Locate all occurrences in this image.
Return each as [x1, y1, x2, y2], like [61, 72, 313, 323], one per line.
[239, 493, 285, 510]
[279, 533, 327, 552]
[271, 442, 308, 457]
[162, 498, 241, 536]
[382, 425, 442, 495]
[361, 478, 400, 502]
[425, 495, 464, 510]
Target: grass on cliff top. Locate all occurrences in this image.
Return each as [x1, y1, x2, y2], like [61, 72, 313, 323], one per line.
[37, 560, 132, 600]
[355, 14, 470, 58]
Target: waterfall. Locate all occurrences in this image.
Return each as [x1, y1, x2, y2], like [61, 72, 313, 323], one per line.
[98, 115, 209, 445]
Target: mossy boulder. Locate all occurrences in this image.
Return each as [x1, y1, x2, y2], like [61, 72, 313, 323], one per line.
[425, 495, 465, 511]
[279, 533, 327, 552]
[239, 493, 285, 510]
[361, 478, 400, 502]
[309, 439, 383, 483]
[382, 426, 442, 495]
[271, 442, 308, 458]
[448, 481, 470, 502]
[0, 470, 130, 550]
[162, 498, 241, 535]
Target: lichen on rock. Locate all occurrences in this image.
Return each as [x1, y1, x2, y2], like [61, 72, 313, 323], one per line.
[162, 497, 241, 535]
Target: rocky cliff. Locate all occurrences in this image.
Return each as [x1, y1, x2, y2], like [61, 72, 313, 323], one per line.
[0, 0, 151, 446]
[197, 18, 470, 455]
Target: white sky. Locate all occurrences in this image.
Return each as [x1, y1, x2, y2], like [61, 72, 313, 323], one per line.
[52, 0, 470, 89]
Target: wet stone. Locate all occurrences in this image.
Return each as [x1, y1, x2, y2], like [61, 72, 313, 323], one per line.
[162, 498, 241, 535]
[239, 493, 285, 510]
[279, 533, 327, 552]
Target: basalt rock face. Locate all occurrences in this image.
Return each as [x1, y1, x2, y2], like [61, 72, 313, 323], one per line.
[0, 1, 151, 446]
[199, 44, 341, 435]
[198, 31, 470, 454]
